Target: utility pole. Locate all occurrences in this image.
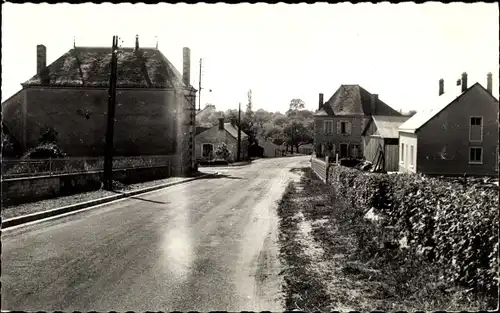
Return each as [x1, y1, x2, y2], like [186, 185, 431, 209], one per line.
[237, 102, 241, 162]
[103, 35, 118, 191]
[198, 58, 202, 111]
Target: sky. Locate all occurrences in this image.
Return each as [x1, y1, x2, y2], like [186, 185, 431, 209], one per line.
[2, 2, 499, 114]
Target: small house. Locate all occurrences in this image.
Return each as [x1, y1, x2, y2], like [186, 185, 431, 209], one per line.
[195, 118, 249, 163]
[361, 115, 410, 171]
[398, 73, 498, 176]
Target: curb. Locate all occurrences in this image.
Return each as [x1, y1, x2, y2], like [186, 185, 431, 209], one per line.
[1, 173, 215, 229]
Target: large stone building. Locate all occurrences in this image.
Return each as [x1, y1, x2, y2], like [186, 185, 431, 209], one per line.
[314, 85, 401, 159]
[1, 36, 196, 174]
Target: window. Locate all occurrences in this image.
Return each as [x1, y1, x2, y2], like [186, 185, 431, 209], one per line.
[337, 121, 351, 135]
[469, 116, 483, 142]
[324, 120, 334, 134]
[410, 145, 414, 167]
[202, 143, 214, 159]
[400, 143, 404, 164]
[469, 147, 483, 164]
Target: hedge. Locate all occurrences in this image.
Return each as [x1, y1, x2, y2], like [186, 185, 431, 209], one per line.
[328, 165, 499, 296]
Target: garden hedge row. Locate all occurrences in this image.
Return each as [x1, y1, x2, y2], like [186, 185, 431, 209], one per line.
[327, 166, 498, 296]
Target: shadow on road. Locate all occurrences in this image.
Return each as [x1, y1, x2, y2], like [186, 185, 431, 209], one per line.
[198, 172, 245, 180]
[111, 191, 169, 205]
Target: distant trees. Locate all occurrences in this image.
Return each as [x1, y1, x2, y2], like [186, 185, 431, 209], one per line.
[196, 96, 315, 154]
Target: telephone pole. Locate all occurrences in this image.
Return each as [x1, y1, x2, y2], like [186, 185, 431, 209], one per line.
[198, 58, 202, 111]
[237, 102, 241, 162]
[103, 35, 118, 190]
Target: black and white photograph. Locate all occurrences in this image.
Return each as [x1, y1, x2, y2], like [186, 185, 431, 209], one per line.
[1, 2, 498, 312]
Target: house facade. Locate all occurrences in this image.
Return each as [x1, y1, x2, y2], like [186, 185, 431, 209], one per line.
[398, 73, 498, 176]
[1, 37, 197, 174]
[314, 85, 402, 159]
[195, 118, 249, 163]
[361, 115, 410, 172]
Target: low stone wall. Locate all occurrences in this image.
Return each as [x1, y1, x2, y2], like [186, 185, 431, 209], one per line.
[310, 156, 331, 183]
[1, 164, 183, 207]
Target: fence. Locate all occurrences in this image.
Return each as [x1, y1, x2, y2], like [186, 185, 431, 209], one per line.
[1, 155, 177, 179]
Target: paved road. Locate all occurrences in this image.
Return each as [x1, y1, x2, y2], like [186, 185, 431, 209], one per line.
[1, 156, 310, 311]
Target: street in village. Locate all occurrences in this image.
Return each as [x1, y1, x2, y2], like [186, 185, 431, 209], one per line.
[1, 156, 310, 312]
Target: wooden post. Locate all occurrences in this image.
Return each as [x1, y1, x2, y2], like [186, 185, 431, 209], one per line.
[103, 35, 118, 191]
[237, 102, 241, 162]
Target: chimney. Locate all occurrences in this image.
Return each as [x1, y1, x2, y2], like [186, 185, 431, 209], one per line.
[318, 93, 324, 110]
[439, 79, 444, 96]
[36, 45, 47, 74]
[230, 117, 237, 127]
[487, 72, 493, 94]
[370, 94, 378, 115]
[461, 72, 468, 92]
[134, 35, 139, 51]
[219, 117, 225, 130]
[183, 47, 191, 86]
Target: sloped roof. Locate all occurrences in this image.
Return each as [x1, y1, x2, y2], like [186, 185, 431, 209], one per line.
[318, 85, 401, 116]
[224, 123, 249, 139]
[195, 122, 249, 139]
[195, 126, 211, 135]
[23, 46, 189, 89]
[364, 115, 410, 138]
[399, 82, 493, 133]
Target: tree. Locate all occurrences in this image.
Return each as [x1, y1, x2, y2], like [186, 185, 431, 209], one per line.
[283, 120, 313, 153]
[289, 98, 306, 111]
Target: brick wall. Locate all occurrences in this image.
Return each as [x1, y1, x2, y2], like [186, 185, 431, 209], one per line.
[311, 157, 330, 183]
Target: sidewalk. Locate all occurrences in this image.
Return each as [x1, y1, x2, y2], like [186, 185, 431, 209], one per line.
[2, 173, 213, 228]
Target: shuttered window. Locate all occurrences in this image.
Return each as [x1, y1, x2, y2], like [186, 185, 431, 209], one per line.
[337, 121, 352, 135]
[324, 120, 334, 134]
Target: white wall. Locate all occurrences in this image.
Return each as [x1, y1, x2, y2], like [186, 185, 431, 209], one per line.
[398, 131, 418, 173]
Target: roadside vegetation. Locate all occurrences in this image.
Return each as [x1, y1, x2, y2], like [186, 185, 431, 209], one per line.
[277, 167, 497, 312]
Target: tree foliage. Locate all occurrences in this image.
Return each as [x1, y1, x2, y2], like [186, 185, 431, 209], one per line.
[196, 97, 314, 153]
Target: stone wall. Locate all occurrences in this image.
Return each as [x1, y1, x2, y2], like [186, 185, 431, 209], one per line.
[1, 164, 183, 207]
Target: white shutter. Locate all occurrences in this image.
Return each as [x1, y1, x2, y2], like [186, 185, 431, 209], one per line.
[336, 121, 341, 134]
[323, 120, 327, 134]
[347, 121, 352, 135]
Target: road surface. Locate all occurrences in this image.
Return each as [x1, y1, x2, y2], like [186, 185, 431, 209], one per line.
[1, 156, 310, 311]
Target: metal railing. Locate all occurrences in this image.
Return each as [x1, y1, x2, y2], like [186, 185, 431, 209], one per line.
[1, 155, 177, 179]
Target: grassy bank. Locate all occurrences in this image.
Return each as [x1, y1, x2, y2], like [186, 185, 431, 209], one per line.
[277, 167, 493, 312]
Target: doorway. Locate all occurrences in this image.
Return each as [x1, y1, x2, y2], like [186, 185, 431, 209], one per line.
[340, 143, 348, 159]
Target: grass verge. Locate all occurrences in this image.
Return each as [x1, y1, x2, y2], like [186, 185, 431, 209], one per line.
[276, 167, 493, 312]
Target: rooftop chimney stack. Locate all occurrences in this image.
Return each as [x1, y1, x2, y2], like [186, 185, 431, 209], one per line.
[370, 94, 378, 115]
[182, 47, 191, 86]
[439, 79, 444, 96]
[219, 117, 225, 130]
[230, 117, 237, 127]
[134, 35, 139, 51]
[461, 72, 468, 92]
[36, 45, 47, 74]
[318, 93, 324, 110]
[487, 72, 493, 94]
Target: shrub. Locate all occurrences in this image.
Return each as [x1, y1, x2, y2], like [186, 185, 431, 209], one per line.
[327, 166, 499, 298]
[215, 143, 231, 161]
[22, 143, 67, 159]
